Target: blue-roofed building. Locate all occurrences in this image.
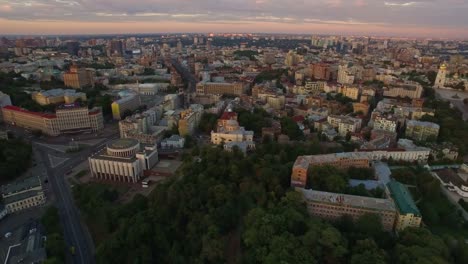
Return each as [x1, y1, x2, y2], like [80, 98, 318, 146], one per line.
[387, 180, 422, 231]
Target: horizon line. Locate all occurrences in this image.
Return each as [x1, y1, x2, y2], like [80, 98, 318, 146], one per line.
[1, 32, 466, 41]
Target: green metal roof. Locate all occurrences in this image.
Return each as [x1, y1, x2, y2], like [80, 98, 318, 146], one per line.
[387, 180, 421, 216]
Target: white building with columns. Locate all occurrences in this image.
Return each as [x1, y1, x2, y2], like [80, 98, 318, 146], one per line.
[88, 139, 158, 183]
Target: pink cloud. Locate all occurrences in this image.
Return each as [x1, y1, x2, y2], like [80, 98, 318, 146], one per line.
[1, 18, 467, 39]
[354, 0, 367, 7]
[0, 5, 12, 12]
[326, 0, 343, 8]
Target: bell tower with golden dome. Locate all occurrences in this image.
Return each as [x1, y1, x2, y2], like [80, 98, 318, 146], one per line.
[434, 63, 447, 88]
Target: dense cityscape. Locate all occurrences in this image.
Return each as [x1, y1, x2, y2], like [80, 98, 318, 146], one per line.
[1, 19, 468, 264]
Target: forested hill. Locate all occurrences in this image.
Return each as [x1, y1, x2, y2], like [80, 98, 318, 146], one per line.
[75, 142, 468, 264]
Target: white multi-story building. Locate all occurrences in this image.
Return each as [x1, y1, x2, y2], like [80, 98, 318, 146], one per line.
[161, 135, 185, 149]
[373, 115, 398, 133]
[118, 107, 164, 145]
[211, 118, 255, 150]
[383, 81, 423, 99]
[338, 64, 355, 85]
[327, 115, 362, 136]
[89, 139, 158, 183]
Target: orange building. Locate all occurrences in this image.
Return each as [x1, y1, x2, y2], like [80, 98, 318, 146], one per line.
[312, 63, 331, 81]
[291, 153, 372, 188]
[63, 65, 95, 89]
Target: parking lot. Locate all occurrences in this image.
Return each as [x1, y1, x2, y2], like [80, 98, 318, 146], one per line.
[0, 208, 45, 263]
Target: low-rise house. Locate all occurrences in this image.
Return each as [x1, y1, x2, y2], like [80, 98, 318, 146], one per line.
[0, 176, 46, 214]
[161, 135, 185, 149]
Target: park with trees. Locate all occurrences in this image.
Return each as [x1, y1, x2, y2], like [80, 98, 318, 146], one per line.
[71, 141, 468, 264]
[0, 138, 32, 183]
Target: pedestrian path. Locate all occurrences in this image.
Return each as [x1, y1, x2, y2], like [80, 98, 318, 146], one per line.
[74, 138, 106, 146]
[48, 154, 69, 168]
[35, 142, 70, 153]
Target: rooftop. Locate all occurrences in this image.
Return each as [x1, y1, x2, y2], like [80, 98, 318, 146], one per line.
[2, 190, 43, 205]
[162, 135, 184, 142]
[107, 138, 139, 150]
[407, 120, 440, 129]
[220, 111, 237, 120]
[387, 180, 421, 216]
[5, 221, 46, 264]
[397, 139, 431, 151]
[300, 188, 396, 212]
[2, 105, 56, 119]
[436, 169, 468, 189]
[113, 94, 138, 104]
[36, 88, 84, 97]
[1, 176, 42, 197]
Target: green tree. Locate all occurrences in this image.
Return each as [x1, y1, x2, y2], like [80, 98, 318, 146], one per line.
[395, 228, 450, 264]
[350, 239, 387, 264]
[280, 117, 304, 140]
[307, 165, 347, 193]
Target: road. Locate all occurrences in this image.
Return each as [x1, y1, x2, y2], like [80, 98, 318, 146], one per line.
[33, 132, 119, 264]
[171, 58, 197, 93]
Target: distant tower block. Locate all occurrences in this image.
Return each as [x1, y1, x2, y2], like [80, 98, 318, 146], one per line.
[434, 63, 447, 88]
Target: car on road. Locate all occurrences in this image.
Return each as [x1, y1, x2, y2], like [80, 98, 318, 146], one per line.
[66, 170, 73, 175]
[70, 246, 75, 255]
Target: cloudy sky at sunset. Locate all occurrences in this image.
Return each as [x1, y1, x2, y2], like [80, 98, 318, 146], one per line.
[1, 0, 467, 38]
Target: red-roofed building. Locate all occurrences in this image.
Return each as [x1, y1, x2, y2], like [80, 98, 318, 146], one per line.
[217, 111, 238, 130]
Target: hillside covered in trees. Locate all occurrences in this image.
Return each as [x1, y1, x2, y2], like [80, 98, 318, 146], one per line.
[75, 142, 468, 264]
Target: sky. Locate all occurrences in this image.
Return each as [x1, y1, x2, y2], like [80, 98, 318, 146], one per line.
[0, 0, 468, 38]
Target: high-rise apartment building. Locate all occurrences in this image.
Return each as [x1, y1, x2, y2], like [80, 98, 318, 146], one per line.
[312, 63, 331, 81]
[63, 65, 95, 89]
[108, 40, 124, 57]
[284, 50, 299, 67]
[66, 41, 80, 56]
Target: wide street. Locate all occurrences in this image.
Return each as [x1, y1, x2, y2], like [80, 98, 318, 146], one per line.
[171, 57, 197, 93]
[32, 130, 119, 264]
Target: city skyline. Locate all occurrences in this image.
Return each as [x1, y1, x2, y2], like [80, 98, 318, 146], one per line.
[1, 0, 468, 38]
